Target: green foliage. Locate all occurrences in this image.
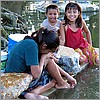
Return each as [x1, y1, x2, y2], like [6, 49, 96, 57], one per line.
[89, 13, 99, 47]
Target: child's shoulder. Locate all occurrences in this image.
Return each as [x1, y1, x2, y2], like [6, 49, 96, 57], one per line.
[82, 19, 86, 25]
[81, 19, 87, 29]
[43, 19, 48, 23]
[42, 19, 49, 26]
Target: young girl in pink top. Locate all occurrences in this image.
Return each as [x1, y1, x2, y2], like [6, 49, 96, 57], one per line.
[60, 2, 99, 66]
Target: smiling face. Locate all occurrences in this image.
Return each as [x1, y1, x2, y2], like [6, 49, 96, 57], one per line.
[66, 8, 80, 22]
[64, 2, 82, 27]
[46, 9, 59, 24]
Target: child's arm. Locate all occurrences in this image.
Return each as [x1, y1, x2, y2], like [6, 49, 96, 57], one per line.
[82, 20, 92, 45]
[59, 20, 66, 46]
[39, 52, 56, 70]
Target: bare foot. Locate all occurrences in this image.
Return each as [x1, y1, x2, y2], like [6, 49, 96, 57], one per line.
[79, 56, 88, 65]
[24, 93, 49, 99]
[95, 58, 99, 66]
[55, 81, 71, 89]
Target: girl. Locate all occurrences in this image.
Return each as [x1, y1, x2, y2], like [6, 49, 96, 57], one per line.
[41, 4, 61, 35]
[5, 27, 77, 99]
[60, 2, 99, 66]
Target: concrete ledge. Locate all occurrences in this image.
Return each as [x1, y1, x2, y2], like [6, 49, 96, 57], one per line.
[42, 62, 89, 96]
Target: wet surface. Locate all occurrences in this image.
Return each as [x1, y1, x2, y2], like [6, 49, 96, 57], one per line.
[48, 65, 99, 99]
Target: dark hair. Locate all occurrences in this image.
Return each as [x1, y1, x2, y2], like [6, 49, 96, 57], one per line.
[64, 2, 82, 28]
[24, 27, 59, 50]
[46, 4, 59, 14]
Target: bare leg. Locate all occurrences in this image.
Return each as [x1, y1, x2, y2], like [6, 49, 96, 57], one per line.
[57, 66, 77, 88]
[31, 79, 56, 95]
[46, 59, 70, 89]
[24, 80, 56, 99]
[24, 93, 49, 99]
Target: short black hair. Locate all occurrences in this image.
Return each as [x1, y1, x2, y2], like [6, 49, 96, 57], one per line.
[46, 4, 59, 14]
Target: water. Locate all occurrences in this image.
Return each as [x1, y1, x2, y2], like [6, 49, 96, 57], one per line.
[22, 2, 99, 99]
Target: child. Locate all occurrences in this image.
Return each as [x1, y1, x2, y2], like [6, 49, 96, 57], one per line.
[41, 4, 61, 36]
[59, 2, 99, 66]
[5, 28, 77, 99]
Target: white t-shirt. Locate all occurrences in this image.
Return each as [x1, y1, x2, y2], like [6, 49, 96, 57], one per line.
[41, 19, 61, 33]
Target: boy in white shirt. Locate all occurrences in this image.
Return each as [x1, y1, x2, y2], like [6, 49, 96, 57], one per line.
[41, 4, 61, 35]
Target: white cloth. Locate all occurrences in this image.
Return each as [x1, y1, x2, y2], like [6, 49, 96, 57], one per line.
[41, 19, 61, 33]
[54, 46, 81, 75]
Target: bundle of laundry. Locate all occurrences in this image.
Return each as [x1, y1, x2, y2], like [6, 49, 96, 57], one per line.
[54, 46, 81, 75]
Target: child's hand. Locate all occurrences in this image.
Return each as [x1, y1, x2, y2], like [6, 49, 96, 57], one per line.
[50, 55, 58, 63]
[67, 76, 77, 88]
[41, 52, 54, 59]
[41, 52, 58, 63]
[61, 20, 65, 26]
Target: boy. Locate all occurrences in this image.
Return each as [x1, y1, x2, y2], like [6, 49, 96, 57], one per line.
[41, 4, 61, 36]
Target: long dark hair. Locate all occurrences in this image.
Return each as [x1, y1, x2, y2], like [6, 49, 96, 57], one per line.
[24, 27, 59, 50]
[64, 2, 82, 28]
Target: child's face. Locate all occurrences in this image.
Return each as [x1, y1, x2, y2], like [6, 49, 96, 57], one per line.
[46, 9, 59, 23]
[66, 8, 80, 22]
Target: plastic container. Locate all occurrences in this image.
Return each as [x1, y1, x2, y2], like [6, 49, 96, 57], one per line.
[1, 51, 7, 72]
[8, 34, 28, 54]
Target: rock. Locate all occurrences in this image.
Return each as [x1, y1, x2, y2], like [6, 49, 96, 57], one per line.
[1, 73, 33, 99]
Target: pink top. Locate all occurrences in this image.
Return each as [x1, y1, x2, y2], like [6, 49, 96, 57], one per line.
[65, 26, 88, 49]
